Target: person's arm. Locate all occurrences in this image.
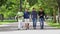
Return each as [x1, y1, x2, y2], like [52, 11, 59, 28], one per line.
[38, 11, 40, 18]
[38, 11, 40, 16]
[36, 11, 38, 19]
[16, 12, 18, 18]
[28, 12, 30, 19]
[28, 12, 31, 21]
[23, 12, 24, 18]
[31, 12, 33, 18]
[28, 12, 30, 16]
[43, 11, 46, 19]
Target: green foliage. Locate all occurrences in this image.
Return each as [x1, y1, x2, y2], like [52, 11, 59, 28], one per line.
[0, 0, 20, 18]
[28, 0, 38, 6]
[0, 0, 59, 18]
[0, 0, 7, 6]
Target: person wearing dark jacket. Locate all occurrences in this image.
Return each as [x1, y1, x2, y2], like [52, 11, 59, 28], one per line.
[38, 8, 45, 29]
[24, 8, 30, 30]
[31, 8, 37, 29]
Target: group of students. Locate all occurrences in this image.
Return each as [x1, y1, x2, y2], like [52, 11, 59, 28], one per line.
[17, 8, 45, 30]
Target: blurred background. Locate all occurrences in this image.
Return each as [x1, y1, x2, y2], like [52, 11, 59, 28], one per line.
[0, 0, 60, 28]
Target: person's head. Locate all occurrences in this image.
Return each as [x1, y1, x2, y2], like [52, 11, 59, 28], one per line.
[25, 8, 29, 12]
[32, 8, 36, 11]
[39, 8, 43, 12]
[19, 9, 21, 12]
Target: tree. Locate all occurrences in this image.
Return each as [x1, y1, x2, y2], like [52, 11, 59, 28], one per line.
[0, 0, 20, 20]
[0, 0, 7, 6]
[57, 0, 60, 23]
[28, 0, 38, 6]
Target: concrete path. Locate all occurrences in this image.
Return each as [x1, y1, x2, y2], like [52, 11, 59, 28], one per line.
[0, 22, 60, 32]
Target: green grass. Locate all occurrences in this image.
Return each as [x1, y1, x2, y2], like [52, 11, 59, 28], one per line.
[0, 20, 17, 25]
[46, 20, 60, 28]
[0, 22, 12, 25]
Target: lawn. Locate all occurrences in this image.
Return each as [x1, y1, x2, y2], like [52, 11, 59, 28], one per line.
[46, 20, 60, 28]
[0, 20, 17, 25]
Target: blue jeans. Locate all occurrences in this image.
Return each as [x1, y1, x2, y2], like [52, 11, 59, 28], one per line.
[32, 18, 37, 29]
[39, 18, 44, 29]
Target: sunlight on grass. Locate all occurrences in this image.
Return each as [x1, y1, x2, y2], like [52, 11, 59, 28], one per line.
[46, 20, 60, 28]
[0, 22, 11, 25]
[0, 20, 17, 25]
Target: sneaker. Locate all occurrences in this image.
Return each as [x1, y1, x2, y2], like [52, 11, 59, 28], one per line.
[40, 27, 44, 29]
[18, 29, 20, 30]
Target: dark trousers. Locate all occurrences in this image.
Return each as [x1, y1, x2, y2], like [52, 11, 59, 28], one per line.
[39, 18, 44, 29]
[32, 18, 37, 29]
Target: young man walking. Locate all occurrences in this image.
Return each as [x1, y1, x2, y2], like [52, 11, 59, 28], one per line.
[24, 8, 30, 30]
[17, 10, 24, 30]
[38, 8, 45, 29]
[31, 8, 37, 29]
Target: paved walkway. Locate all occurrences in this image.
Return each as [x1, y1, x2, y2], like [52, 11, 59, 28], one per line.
[0, 22, 60, 32]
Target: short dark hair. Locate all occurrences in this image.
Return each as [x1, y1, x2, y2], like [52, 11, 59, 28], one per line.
[33, 8, 35, 9]
[40, 8, 42, 9]
[39, 8, 44, 10]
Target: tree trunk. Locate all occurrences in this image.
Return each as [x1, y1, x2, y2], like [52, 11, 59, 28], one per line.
[53, 8, 56, 23]
[20, 0, 22, 11]
[0, 14, 4, 22]
[16, 0, 22, 22]
[58, 6, 60, 23]
[57, 0, 60, 23]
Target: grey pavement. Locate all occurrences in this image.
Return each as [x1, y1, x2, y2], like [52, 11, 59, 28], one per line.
[0, 22, 60, 32]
